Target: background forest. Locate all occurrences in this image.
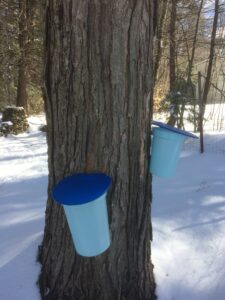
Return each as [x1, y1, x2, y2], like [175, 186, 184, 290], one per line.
[154, 0, 225, 133]
[1, 0, 225, 128]
[0, 0, 43, 114]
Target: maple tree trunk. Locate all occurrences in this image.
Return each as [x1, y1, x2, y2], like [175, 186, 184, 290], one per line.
[38, 1, 156, 299]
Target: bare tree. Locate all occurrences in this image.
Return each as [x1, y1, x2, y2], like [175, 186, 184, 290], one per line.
[16, 0, 29, 112]
[201, 0, 220, 111]
[187, 0, 204, 83]
[169, 0, 177, 91]
[167, 0, 178, 126]
[16, 0, 37, 114]
[154, 0, 169, 83]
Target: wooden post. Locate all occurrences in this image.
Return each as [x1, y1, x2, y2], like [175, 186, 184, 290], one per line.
[194, 84, 197, 132]
[198, 71, 204, 153]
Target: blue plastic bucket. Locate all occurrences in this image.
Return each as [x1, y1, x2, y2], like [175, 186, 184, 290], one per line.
[150, 121, 198, 178]
[52, 173, 112, 257]
[150, 127, 186, 177]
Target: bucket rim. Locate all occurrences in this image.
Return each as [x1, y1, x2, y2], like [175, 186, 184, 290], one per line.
[52, 173, 112, 205]
[152, 120, 198, 139]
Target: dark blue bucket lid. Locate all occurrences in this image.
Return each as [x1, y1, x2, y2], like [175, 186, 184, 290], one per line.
[152, 120, 198, 139]
[52, 173, 112, 205]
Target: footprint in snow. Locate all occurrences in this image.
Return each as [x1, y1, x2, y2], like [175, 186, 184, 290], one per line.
[196, 180, 210, 192]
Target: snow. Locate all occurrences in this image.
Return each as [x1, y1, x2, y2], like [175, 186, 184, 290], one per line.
[0, 115, 47, 300]
[1, 121, 13, 126]
[0, 113, 225, 299]
[154, 103, 225, 132]
[4, 106, 25, 111]
[152, 135, 225, 300]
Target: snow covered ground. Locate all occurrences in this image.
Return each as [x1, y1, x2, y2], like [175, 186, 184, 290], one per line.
[152, 135, 225, 300]
[0, 114, 225, 300]
[0, 115, 47, 300]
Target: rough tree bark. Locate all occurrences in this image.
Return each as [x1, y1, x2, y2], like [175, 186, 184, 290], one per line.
[38, 1, 156, 300]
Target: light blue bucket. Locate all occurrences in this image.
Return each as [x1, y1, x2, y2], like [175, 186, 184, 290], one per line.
[150, 121, 198, 178]
[52, 173, 112, 257]
[150, 127, 186, 177]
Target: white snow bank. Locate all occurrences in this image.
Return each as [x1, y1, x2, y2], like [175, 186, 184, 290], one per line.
[0, 126, 47, 300]
[152, 141, 225, 300]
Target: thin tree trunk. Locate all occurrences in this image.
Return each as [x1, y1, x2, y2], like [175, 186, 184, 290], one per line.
[154, 0, 169, 84]
[186, 0, 204, 132]
[16, 0, 32, 114]
[178, 0, 204, 130]
[201, 0, 219, 114]
[169, 0, 176, 91]
[38, 1, 156, 300]
[187, 0, 204, 83]
[167, 0, 177, 126]
[16, 64, 28, 112]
